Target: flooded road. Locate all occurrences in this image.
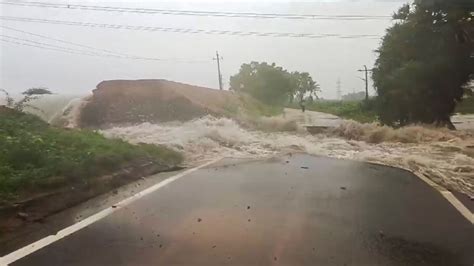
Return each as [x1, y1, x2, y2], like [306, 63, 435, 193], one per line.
[38, 97, 473, 197]
[452, 114, 474, 131]
[102, 111, 474, 197]
[282, 108, 343, 127]
[10, 155, 472, 266]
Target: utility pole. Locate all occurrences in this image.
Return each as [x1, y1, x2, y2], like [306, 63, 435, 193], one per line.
[336, 78, 341, 100]
[213, 51, 223, 90]
[357, 65, 372, 101]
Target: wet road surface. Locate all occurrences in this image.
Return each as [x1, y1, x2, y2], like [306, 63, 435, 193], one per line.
[10, 155, 473, 265]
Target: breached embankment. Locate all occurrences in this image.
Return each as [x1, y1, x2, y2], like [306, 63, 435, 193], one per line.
[42, 79, 474, 197]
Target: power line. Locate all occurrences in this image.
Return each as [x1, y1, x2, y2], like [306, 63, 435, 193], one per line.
[0, 38, 117, 57]
[0, 37, 209, 63]
[0, 34, 108, 56]
[0, 25, 131, 57]
[0, 16, 382, 39]
[0, 35, 211, 63]
[0, 1, 392, 21]
[0, 25, 210, 62]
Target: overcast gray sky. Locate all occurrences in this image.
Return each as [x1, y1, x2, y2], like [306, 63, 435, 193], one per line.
[0, 0, 406, 99]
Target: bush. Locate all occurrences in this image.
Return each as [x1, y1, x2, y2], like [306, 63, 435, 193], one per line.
[0, 108, 182, 199]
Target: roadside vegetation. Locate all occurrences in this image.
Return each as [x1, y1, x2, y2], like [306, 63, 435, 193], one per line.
[230, 61, 320, 107]
[0, 107, 182, 201]
[229, 61, 322, 121]
[372, 0, 472, 128]
[228, 1, 472, 129]
[227, 61, 379, 123]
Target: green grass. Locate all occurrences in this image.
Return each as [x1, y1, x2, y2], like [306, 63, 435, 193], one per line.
[291, 100, 377, 123]
[456, 96, 474, 114]
[0, 108, 182, 200]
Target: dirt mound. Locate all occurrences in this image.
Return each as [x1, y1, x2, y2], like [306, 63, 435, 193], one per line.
[79, 79, 239, 127]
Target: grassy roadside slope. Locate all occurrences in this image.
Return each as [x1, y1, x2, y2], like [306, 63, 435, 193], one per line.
[0, 107, 182, 201]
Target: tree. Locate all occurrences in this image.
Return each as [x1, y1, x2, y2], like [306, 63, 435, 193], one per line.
[1, 87, 52, 112]
[230, 62, 293, 105]
[372, 0, 473, 128]
[230, 62, 320, 106]
[290, 71, 320, 103]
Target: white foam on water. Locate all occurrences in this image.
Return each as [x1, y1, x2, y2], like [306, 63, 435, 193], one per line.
[101, 116, 474, 197]
[14, 95, 474, 197]
[0, 94, 88, 126]
[4, 95, 473, 197]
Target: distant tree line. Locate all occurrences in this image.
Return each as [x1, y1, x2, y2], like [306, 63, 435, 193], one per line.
[342, 91, 366, 101]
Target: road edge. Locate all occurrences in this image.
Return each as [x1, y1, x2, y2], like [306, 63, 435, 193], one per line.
[0, 158, 222, 265]
[368, 161, 473, 224]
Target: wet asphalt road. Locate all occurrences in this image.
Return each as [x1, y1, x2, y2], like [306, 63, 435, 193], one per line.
[12, 155, 473, 266]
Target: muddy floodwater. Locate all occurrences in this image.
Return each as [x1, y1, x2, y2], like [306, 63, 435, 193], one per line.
[102, 109, 474, 197]
[25, 98, 474, 197]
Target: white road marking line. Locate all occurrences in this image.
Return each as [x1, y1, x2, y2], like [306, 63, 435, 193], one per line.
[440, 191, 474, 224]
[368, 161, 473, 224]
[1, 158, 221, 265]
[414, 171, 473, 224]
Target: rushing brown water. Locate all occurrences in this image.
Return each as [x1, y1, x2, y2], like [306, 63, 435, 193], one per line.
[101, 113, 474, 197]
[25, 98, 474, 196]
